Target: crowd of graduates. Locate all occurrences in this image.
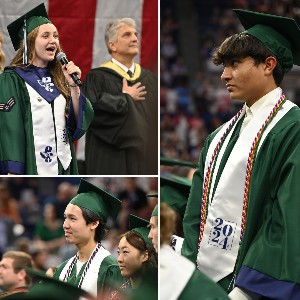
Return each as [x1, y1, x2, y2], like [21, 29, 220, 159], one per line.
[0, 178, 158, 300]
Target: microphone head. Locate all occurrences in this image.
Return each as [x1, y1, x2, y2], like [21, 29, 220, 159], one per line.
[56, 52, 66, 63]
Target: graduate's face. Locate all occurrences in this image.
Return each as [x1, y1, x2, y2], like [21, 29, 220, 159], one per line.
[63, 204, 97, 245]
[109, 23, 139, 58]
[0, 258, 26, 291]
[148, 216, 158, 253]
[117, 236, 148, 278]
[220, 56, 270, 106]
[32, 23, 59, 67]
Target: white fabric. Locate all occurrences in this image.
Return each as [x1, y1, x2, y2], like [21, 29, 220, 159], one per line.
[197, 88, 296, 282]
[160, 245, 195, 300]
[171, 235, 184, 254]
[27, 83, 72, 174]
[76, 260, 85, 276]
[229, 287, 261, 300]
[59, 245, 110, 297]
[240, 106, 253, 134]
[111, 58, 135, 74]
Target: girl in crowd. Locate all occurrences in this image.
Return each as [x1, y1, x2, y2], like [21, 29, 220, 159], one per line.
[0, 4, 93, 175]
[109, 215, 158, 300]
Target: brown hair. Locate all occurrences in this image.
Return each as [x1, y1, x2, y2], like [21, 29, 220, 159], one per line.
[0, 32, 5, 72]
[3, 251, 33, 285]
[122, 231, 157, 278]
[212, 33, 284, 86]
[160, 203, 176, 245]
[10, 26, 69, 101]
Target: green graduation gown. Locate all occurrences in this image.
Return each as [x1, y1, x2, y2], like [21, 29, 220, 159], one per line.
[54, 254, 124, 297]
[0, 68, 94, 175]
[182, 106, 300, 298]
[81, 62, 158, 175]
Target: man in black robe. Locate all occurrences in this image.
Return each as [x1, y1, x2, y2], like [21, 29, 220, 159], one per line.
[82, 18, 158, 175]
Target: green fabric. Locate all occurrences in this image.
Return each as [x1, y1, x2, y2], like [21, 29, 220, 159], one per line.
[25, 268, 88, 300]
[34, 221, 64, 241]
[0, 69, 93, 175]
[151, 204, 158, 217]
[7, 3, 51, 51]
[129, 214, 152, 245]
[81, 65, 158, 175]
[160, 156, 197, 168]
[54, 255, 124, 293]
[182, 106, 300, 294]
[178, 269, 229, 300]
[161, 175, 192, 219]
[70, 178, 121, 221]
[234, 9, 300, 73]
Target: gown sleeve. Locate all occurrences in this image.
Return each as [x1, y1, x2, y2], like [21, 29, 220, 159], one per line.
[235, 119, 300, 299]
[0, 70, 28, 174]
[67, 92, 94, 140]
[82, 69, 142, 148]
[97, 256, 124, 294]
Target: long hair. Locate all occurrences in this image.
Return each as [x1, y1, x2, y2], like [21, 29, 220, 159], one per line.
[81, 207, 107, 242]
[0, 32, 5, 72]
[122, 231, 158, 279]
[10, 26, 69, 100]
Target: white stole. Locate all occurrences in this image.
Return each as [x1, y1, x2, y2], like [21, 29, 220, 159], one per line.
[160, 245, 195, 300]
[59, 246, 111, 298]
[27, 83, 72, 174]
[197, 88, 295, 282]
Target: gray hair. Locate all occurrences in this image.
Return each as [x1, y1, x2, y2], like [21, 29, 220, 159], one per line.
[105, 18, 136, 54]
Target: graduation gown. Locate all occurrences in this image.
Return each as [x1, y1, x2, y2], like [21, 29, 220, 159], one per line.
[81, 62, 158, 175]
[54, 253, 124, 297]
[182, 105, 300, 298]
[0, 67, 94, 175]
[161, 245, 229, 300]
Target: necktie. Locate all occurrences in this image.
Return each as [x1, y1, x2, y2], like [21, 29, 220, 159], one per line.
[127, 70, 133, 78]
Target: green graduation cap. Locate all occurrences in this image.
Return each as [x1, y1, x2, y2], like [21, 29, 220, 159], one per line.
[161, 174, 192, 220]
[70, 179, 121, 222]
[233, 9, 300, 73]
[7, 3, 52, 64]
[24, 268, 91, 300]
[160, 156, 197, 168]
[129, 214, 152, 245]
[151, 204, 158, 217]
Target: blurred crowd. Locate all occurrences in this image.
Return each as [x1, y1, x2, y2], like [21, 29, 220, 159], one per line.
[160, 0, 300, 166]
[0, 177, 158, 271]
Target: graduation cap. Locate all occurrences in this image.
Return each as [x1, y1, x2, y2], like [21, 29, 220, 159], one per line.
[24, 268, 92, 300]
[161, 174, 192, 220]
[151, 204, 158, 217]
[160, 156, 197, 168]
[233, 9, 300, 73]
[70, 179, 121, 222]
[129, 214, 152, 245]
[7, 3, 52, 63]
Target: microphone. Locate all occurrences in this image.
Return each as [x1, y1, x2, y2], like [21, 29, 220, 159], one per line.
[56, 52, 82, 87]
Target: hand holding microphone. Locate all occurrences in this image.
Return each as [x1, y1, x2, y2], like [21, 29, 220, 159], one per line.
[56, 52, 82, 87]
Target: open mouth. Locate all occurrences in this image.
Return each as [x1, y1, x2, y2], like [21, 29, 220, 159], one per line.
[46, 46, 56, 54]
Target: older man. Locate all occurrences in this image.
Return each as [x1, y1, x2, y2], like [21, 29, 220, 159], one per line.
[82, 18, 158, 175]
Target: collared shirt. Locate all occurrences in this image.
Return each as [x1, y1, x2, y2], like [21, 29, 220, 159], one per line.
[240, 87, 280, 134]
[111, 58, 135, 75]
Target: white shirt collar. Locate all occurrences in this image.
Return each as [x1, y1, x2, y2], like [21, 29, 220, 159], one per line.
[245, 87, 282, 116]
[111, 58, 135, 74]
